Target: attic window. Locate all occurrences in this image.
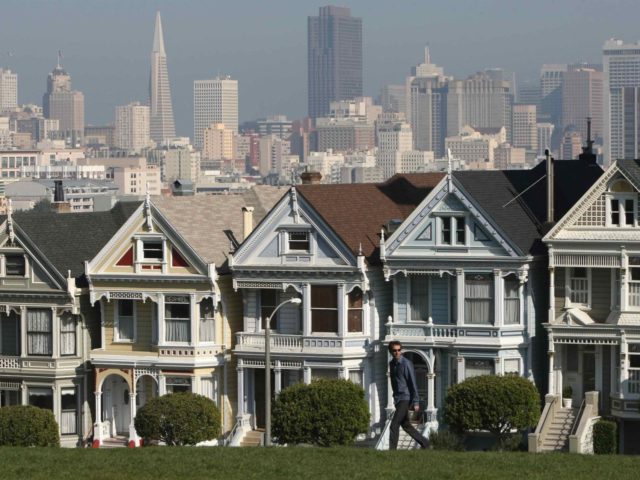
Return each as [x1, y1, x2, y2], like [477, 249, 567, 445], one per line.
[142, 240, 163, 260]
[288, 232, 310, 252]
[5, 255, 25, 276]
[609, 197, 636, 227]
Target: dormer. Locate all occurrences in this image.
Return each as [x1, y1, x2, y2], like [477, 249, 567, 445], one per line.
[606, 178, 637, 227]
[133, 234, 167, 273]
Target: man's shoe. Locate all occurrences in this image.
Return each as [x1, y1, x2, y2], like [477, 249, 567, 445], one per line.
[420, 442, 430, 450]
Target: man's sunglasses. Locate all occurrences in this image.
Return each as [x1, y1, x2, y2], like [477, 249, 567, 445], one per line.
[391, 348, 402, 353]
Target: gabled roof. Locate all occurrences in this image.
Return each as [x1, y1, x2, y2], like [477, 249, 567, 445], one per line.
[296, 173, 445, 264]
[454, 159, 603, 255]
[617, 159, 640, 184]
[14, 201, 141, 282]
[152, 186, 286, 269]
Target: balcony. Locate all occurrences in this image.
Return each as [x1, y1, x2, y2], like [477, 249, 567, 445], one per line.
[385, 322, 524, 347]
[0, 356, 82, 372]
[89, 344, 226, 366]
[234, 332, 368, 355]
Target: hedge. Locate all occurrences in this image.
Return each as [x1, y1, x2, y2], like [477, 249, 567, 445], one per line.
[593, 419, 617, 454]
[134, 392, 221, 446]
[0, 405, 60, 446]
[272, 378, 369, 446]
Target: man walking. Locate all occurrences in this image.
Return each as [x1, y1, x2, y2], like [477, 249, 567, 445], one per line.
[388, 340, 429, 450]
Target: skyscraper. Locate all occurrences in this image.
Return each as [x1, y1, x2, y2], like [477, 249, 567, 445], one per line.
[149, 11, 176, 145]
[0, 69, 18, 112]
[603, 38, 640, 163]
[193, 76, 238, 149]
[561, 67, 603, 145]
[308, 6, 362, 120]
[115, 102, 151, 152]
[42, 61, 84, 145]
[512, 104, 538, 152]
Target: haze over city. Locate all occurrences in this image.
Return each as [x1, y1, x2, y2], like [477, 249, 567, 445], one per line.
[2, 0, 639, 134]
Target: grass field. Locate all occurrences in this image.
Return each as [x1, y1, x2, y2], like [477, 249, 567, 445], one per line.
[1, 446, 638, 480]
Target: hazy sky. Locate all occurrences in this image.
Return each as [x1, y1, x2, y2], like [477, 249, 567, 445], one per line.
[2, 0, 639, 137]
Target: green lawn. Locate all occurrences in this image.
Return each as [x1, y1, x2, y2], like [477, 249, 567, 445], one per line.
[0, 447, 638, 480]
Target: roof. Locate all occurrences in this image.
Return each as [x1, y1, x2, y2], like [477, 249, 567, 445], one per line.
[152, 186, 286, 269]
[14, 201, 141, 282]
[296, 173, 445, 264]
[454, 159, 603, 255]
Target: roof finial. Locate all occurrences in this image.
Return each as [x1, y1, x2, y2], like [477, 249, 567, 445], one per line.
[7, 198, 15, 245]
[358, 242, 363, 256]
[447, 148, 454, 190]
[144, 184, 153, 231]
[290, 187, 300, 224]
[379, 229, 386, 261]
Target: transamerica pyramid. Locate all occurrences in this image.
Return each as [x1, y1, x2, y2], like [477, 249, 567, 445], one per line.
[149, 11, 176, 145]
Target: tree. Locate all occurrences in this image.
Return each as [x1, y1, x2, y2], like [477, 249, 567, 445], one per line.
[0, 405, 60, 447]
[444, 374, 540, 447]
[272, 378, 370, 447]
[134, 392, 221, 446]
[32, 198, 53, 212]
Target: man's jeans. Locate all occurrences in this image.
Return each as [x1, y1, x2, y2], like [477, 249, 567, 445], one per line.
[389, 400, 428, 450]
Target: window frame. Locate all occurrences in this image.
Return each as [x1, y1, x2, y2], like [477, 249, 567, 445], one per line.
[164, 296, 191, 344]
[4, 254, 26, 277]
[410, 275, 430, 322]
[114, 299, 136, 343]
[566, 267, 591, 309]
[607, 193, 637, 227]
[347, 287, 364, 333]
[60, 313, 77, 356]
[26, 308, 53, 356]
[288, 231, 310, 253]
[464, 273, 494, 325]
[438, 216, 467, 246]
[310, 285, 339, 333]
[503, 275, 521, 325]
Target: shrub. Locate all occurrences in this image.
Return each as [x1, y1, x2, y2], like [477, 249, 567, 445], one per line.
[0, 405, 60, 447]
[428, 429, 464, 451]
[593, 419, 617, 454]
[272, 378, 369, 446]
[444, 374, 540, 447]
[134, 392, 221, 446]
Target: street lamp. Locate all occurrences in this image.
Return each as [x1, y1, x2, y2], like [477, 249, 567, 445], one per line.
[264, 296, 302, 447]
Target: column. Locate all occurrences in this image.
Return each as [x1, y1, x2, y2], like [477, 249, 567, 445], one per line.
[340, 366, 348, 380]
[493, 270, 502, 327]
[20, 306, 27, 357]
[157, 293, 165, 346]
[548, 266, 555, 323]
[548, 331, 555, 395]
[621, 248, 628, 311]
[128, 392, 138, 447]
[93, 391, 103, 447]
[237, 364, 245, 419]
[386, 367, 394, 411]
[303, 366, 311, 384]
[302, 284, 311, 336]
[620, 334, 628, 396]
[190, 294, 197, 346]
[595, 346, 603, 395]
[274, 362, 282, 395]
[456, 269, 464, 326]
[52, 308, 60, 358]
[426, 373, 436, 423]
[337, 284, 346, 337]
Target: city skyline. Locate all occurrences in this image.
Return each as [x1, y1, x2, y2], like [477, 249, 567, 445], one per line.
[1, 0, 639, 136]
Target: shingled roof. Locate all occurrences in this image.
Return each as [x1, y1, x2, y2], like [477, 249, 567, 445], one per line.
[152, 186, 286, 270]
[14, 201, 141, 282]
[296, 173, 445, 264]
[455, 159, 603, 255]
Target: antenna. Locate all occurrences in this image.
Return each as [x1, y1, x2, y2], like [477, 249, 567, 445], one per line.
[57, 50, 63, 69]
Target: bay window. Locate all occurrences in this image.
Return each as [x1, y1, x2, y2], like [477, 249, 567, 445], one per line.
[568, 267, 590, 306]
[311, 285, 338, 333]
[464, 274, 493, 325]
[0, 311, 20, 355]
[28, 387, 53, 410]
[503, 276, 520, 325]
[347, 288, 363, 332]
[60, 388, 77, 435]
[116, 300, 135, 342]
[465, 358, 494, 378]
[261, 289, 279, 328]
[199, 298, 215, 342]
[60, 313, 76, 356]
[27, 309, 52, 356]
[165, 296, 190, 343]
[410, 276, 429, 321]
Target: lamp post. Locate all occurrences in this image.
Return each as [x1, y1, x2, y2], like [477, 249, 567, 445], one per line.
[265, 297, 302, 447]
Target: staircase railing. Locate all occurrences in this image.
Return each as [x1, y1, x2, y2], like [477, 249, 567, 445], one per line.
[374, 408, 394, 450]
[569, 391, 600, 454]
[528, 394, 559, 453]
[225, 419, 242, 447]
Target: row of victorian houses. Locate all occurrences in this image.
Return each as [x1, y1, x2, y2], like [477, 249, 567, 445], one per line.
[0, 142, 639, 453]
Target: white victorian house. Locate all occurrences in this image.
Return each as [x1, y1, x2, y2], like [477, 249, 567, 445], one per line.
[543, 159, 640, 454]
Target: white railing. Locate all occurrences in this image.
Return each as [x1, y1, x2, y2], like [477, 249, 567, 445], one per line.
[0, 356, 20, 369]
[528, 394, 559, 453]
[237, 333, 302, 349]
[569, 391, 600, 454]
[387, 324, 458, 339]
[629, 283, 640, 307]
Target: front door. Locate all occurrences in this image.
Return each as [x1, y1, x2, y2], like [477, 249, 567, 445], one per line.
[103, 376, 131, 436]
[582, 349, 596, 397]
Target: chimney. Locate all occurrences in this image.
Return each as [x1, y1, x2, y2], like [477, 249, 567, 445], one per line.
[300, 171, 322, 184]
[546, 149, 554, 224]
[53, 180, 64, 202]
[242, 206, 254, 241]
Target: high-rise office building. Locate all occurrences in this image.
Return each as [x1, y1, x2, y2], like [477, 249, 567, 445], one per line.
[561, 67, 603, 145]
[308, 6, 362, 120]
[537, 122, 554, 157]
[603, 39, 640, 163]
[0, 69, 18, 112]
[42, 62, 84, 145]
[193, 76, 238, 149]
[512, 104, 538, 152]
[149, 11, 176, 145]
[115, 102, 151, 152]
[203, 123, 236, 161]
[410, 76, 448, 156]
[539, 64, 567, 127]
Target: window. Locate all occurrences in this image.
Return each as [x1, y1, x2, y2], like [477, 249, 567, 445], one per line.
[504, 276, 520, 325]
[60, 388, 77, 434]
[116, 300, 135, 342]
[200, 376, 218, 404]
[60, 313, 76, 356]
[348, 288, 363, 332]
[464, 274, 493, 325]
[628, 344, 640, 394]
[142, 240, 163, 260]
[288, 231, 310, 252]
[166, 376, 191, 393]
[0, 388, 20, 407]
[440, 217, 465, 245]
[503, 358, 520, 375]
[348, 370, 364, 387]
[629, 258, 640, 308]
[311, 285, 338, 333]
[5, 255, 25, 276]
[165, 296, 190, 342]
[28, 387, 53, 410]
[27, 309, 52, 355]
[465, 359, 494, 378]
[410, 276, 429, 321]
[199, 298, 215, 342]
[568, 267, 589, 306]
[261, 289, 279, 328]
[449, 276, 457, 324]
[0, 311, 20, 356]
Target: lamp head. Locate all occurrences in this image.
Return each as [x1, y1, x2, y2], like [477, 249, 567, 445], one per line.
[290, 298, 302, 305]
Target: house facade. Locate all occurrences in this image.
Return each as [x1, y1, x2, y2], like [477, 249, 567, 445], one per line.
[544, 159, 640, 454]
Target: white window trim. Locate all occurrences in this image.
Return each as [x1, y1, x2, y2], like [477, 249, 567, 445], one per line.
[502, 275, 522, 326]
[627, 265, 640, 312]
[437, 216, 467, 247]
[1, 253, 29, 279]
[133, 234, 168, 274]
[345, 286, 367, 335]
[280, 228, 316, 256]
[565, 267, 592, 309]
[114, 299, 136, 343]
[408, 275, 431, 323]
[606, 192, 637, 227]
[163, 297, 191, 345]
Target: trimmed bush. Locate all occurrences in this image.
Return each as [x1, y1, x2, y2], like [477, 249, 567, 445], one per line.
[272, 378, 369, 447]
[593, 419, 617, 454]
[134, 392, 221, 446]
[428, 429, 464, 451]
[444, 374, 540, 447]
[0, 405, 60, 446]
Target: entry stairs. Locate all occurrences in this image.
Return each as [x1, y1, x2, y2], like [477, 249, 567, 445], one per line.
[538, 408, 575, 452]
